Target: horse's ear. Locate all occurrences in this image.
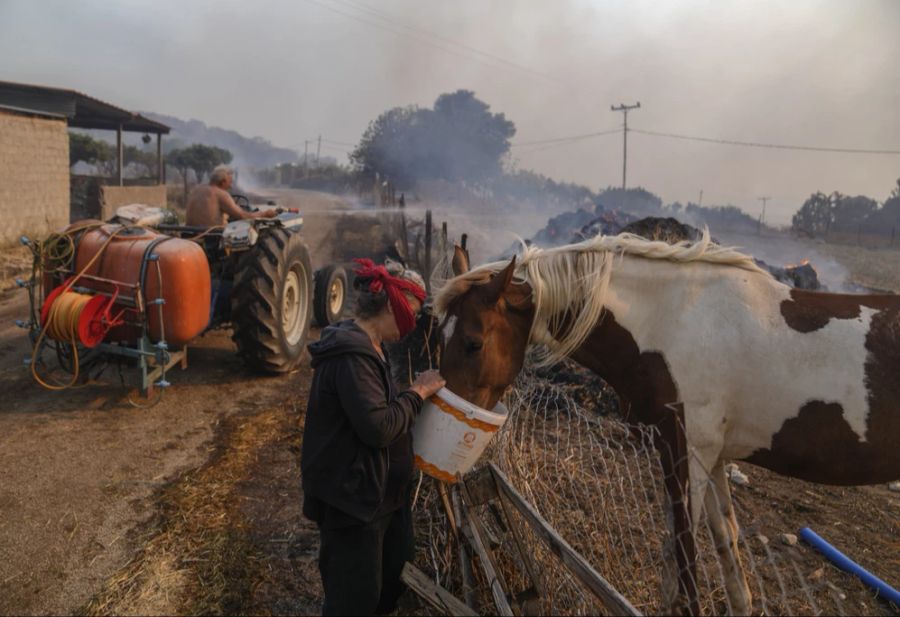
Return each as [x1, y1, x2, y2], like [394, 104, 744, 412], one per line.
[452, 245, 470, 276]
[484, 256, 516, 305]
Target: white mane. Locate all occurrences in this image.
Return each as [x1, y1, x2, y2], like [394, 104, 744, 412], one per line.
[435, 228, 771, 366]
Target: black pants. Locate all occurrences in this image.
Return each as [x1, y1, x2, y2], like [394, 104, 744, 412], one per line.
[318, 504, 415, 616]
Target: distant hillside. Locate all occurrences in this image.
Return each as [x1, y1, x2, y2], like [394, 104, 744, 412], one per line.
[143, 112, 300, 168]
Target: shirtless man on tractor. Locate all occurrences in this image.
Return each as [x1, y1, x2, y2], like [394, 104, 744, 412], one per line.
[185, 165, 276, 227]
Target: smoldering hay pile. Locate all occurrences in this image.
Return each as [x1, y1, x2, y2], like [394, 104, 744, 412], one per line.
[531, 211, 823, 291]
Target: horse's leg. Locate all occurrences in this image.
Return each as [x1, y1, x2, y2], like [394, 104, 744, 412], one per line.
[704, 461, 752, 615]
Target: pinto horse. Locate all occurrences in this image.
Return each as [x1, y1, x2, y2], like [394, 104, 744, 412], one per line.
[435, 231, 900, 615]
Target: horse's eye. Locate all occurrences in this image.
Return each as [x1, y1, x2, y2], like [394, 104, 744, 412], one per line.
[464, 337, 484, 354]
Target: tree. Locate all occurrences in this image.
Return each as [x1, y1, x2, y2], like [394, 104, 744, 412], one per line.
[69, 132, 114, 169]
[124, 145, 157, 178]
[791, 192, 834, 237]
[350, 90, 516, 188]
[831, 194, 877, 232]
[428, 90, 516, 181]
[166, 144, 233, 203]
[350, 106, 422, 186]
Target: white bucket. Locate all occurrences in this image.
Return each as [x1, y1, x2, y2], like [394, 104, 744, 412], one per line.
[412, 387, 509, 483]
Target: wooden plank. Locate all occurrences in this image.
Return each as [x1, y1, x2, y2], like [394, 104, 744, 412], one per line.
[400, 562, 478, 617]
[451, 485, 478, 609]
[489, 464, 641, 617]
[492, 473, 545, 602]
[458, 477, 515, 617]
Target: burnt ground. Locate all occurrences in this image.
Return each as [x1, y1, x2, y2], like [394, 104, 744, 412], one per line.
[0, 199, 897, 616]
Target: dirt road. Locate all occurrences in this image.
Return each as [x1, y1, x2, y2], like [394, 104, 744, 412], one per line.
[0, 189, 351, 615]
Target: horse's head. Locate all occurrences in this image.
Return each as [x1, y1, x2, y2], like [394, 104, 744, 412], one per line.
[438, 247, 535, 410]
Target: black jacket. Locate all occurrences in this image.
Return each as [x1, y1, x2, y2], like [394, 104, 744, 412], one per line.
[301, 320, 423, 524]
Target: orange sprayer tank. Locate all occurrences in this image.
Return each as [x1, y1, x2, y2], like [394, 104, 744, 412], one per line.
[72, 224, 211, 346]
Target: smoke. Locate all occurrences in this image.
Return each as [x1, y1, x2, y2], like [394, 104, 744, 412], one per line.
[715, 231, 852, 292]
[1, 0, 896, 241]
[2, 0, 897, 226]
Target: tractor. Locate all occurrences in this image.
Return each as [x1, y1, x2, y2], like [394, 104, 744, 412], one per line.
[19, 195, 348, 399]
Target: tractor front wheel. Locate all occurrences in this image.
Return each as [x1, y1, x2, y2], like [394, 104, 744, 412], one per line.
[231, 228, 312, 373]
[313, 264, 348, 327]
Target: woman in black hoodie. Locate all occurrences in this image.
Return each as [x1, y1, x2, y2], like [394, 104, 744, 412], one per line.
[301, 259, 445, 616]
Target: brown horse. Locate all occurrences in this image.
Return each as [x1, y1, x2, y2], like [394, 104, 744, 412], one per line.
[436, 233, 900, 615]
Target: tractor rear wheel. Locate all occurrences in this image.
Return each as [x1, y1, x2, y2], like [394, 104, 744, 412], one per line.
[313, 264, 348, 327]
[231, 228, 312, 373]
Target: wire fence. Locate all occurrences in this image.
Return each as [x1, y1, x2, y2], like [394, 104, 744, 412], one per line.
[411, 359, 894, 616]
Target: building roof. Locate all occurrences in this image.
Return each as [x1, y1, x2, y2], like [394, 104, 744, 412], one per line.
[0, 81, 170, 134]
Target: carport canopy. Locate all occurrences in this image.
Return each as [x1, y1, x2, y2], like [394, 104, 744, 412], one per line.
[0, 80, 171, 184]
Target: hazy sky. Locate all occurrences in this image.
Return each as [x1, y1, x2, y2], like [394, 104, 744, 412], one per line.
[1, 0, 898, 224]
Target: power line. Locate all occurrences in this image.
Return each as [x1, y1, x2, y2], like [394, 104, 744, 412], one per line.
[331, 0, 567, 86]
[303, 0, 552, 81]
[319, 143, 353, 154]
[522, 138, 615, 155]
[286, 136, 356, 150]
[511, 128, 621, 148]
[322, 138, 356, 147]
[631, 128, 900, 155]
[514, 132, 622, 156]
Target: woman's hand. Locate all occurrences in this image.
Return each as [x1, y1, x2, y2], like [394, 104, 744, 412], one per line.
[410, 369, 446, 400]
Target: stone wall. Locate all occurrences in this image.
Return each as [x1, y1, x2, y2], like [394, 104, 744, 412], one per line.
[0, 109, 70, 246]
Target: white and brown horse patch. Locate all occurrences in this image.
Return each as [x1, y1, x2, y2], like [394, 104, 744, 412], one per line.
[747, 290, 900, 484]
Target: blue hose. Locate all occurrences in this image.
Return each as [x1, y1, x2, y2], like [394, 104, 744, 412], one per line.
[799, 527, 900, 606]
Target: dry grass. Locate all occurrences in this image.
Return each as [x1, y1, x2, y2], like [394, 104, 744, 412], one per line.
[0, 245, 31, 294]
[78, 408, 285, 616]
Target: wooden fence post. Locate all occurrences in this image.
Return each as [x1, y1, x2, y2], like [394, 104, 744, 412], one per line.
[399, 196, 409, 260]
[424, 210, 433, 295]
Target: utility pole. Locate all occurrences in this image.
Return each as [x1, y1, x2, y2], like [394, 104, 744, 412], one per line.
[316, 135, 321, 164]
[304, 140, 310, 178]
[757, 196, 770, 235]
[698, 189, 703, 208]
[610, 102, 640, 190]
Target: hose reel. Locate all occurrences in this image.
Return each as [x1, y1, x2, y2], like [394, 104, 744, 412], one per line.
[40, 280, 125, 348]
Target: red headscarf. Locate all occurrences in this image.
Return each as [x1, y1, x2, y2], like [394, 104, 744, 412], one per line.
[353, 258, 426, 337]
